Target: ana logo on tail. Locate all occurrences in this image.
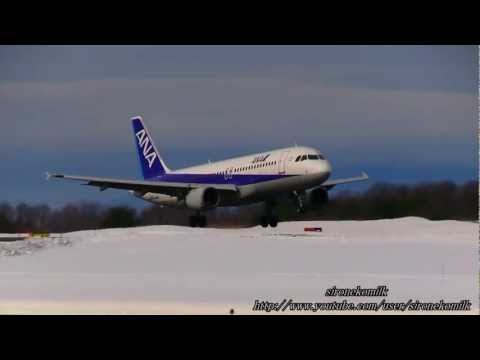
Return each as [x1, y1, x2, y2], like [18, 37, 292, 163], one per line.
[135, 129, 157, 168]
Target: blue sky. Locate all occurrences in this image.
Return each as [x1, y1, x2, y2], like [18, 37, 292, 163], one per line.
[0, 45, 477, 208]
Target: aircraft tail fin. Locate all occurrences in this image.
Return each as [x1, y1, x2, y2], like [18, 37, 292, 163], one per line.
[131, 116, 170, 179]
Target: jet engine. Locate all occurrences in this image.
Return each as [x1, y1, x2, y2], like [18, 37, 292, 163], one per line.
[184, 187, 220, 210]
[305, 187, 329, 209]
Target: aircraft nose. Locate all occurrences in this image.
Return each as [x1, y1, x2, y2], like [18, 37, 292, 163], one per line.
[307, 160, 331, 178]
[322, 160, 332, 178]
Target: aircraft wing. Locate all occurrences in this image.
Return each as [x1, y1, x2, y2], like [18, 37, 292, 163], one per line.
[321, 171, 369, 190]
[46, 173, 238, 197]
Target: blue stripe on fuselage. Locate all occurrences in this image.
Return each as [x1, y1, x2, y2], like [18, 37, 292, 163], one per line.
[148, 173, 295, 186]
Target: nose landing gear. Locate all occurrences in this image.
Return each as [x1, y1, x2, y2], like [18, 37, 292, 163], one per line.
[292, 190, 306, 214]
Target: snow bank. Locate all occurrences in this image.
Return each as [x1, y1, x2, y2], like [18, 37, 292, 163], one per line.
[0, 218, 478, 314]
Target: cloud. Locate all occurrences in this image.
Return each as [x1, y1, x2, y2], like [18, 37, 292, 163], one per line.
[0, 76, 475, 163]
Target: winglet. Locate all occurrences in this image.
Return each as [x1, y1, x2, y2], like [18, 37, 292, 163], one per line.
[46, 172, 64, 180]
[361, 171, 369, 179]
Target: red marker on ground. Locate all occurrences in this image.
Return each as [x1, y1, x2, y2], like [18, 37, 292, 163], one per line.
[304, 227, 322, 232]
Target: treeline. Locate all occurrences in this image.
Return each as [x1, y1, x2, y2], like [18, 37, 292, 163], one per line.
[0, 201, 254, 233]
[308, 180, 478, 221]
[0, 202, 136, 233]
[0, 181, 477, 233]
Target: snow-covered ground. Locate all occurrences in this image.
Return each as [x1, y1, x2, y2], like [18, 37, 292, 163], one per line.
[0, 217, 478, 314]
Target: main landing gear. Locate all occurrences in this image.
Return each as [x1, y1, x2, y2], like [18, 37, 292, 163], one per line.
[259, 201, 279, 228]
[189, 214, 207, 228]
[260, 215, 278, 228]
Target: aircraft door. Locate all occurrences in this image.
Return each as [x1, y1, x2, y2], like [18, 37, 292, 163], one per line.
[224, 167, 234, 180]
[278, 151, 290, 174]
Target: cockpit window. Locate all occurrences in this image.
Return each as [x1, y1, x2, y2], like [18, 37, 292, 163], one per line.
[296, 154, 327, 161]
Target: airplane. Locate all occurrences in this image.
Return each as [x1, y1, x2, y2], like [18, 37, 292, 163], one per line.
[47, 116, 369, 228]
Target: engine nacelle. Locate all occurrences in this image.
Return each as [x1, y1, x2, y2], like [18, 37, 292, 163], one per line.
[184, 187, 220, 210]
[305, 187, 329, 209]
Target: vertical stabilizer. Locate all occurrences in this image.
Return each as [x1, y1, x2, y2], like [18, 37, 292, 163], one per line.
[131, 116, 170, 179]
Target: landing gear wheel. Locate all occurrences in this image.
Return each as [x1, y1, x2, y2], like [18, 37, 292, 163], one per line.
[296, 207, 306, 215]
[269, 216, 278, 228]
[197, 216, 207, 228]
[260, 201, 280, 227]
[189, 215, 207, 228]
[260, 216, 269, 228]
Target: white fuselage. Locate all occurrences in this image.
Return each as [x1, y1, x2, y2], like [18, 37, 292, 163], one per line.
[138, 145, 332, 207]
